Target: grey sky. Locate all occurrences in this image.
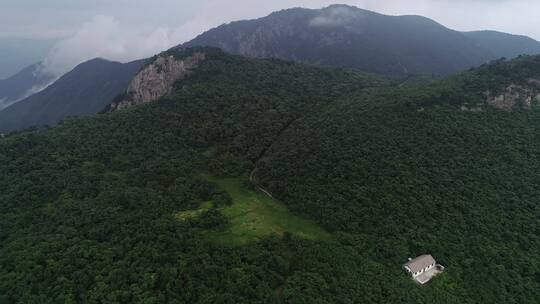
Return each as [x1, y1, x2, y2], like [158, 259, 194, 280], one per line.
[3, 0, 540, 40]
[2, 0, 540, 76]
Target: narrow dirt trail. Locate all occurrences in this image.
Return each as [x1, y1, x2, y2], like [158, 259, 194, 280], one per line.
[249, 167, 275, 199]
[249, 117, 300, 199]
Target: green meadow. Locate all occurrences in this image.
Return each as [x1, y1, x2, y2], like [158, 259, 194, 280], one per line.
[177, 174, 332, 245]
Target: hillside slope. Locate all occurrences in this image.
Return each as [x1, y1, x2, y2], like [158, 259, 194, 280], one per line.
[464, 30, 540, 59]
[184, 5, 540, 76]
[0, 63, 55, 110]
[0, 37, 56, 79]
[0, 48, 539, 303]
[0, 58, 144, 133]
[255, 55, 540, 303]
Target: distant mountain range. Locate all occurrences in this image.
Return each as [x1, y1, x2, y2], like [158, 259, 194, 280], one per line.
[0, 37, 56, 79]
[184, 5, 540, 75]
[0, 63, 56, 110]
[0, 58, 143, 133]
[2, 4, 540, 133]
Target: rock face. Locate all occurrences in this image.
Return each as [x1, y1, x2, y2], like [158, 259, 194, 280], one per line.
[109, 52, 206, 111]
[184, 5, 540, 76]
[485, 81, 540, 110]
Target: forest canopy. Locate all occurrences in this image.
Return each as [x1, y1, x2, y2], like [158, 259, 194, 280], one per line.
[0, 49, 539, 303]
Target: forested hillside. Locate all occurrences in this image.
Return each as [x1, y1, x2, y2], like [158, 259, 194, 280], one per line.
[256, 55, 540, 303]
[0, 48, 539, 303]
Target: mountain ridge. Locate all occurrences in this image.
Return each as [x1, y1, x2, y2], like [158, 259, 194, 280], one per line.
[184, 5, 540, 76]
[0, 62, 55, 110]
[3, 5, 540, 134]
[0, 58, 144, 133]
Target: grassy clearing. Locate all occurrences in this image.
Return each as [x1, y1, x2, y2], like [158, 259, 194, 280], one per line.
[198, 174, 332, 245]
[176, 201, 213, 220]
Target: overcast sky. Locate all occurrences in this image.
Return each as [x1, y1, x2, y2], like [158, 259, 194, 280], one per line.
[2, 0, 540, 76]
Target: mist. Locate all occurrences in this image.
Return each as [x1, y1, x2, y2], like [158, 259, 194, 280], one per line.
[309, 5, 362, 27]
[39, 16, 175, 76]
[13, 0, 540, 82]
[37, 0, 345, 79]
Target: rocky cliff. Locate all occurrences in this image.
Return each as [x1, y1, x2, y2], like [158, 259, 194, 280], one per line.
[109, 52, 206, 111]
[485, 79, 540, 110]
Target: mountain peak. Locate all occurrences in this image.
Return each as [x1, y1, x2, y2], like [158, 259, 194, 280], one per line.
[184, 6, 540, 76]
[0, 62, 55, 110]
[0, 58, 144, 132]
[76, 57, 119, 68]
[322, 3, 370, 13]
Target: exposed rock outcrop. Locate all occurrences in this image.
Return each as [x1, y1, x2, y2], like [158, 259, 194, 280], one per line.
[485, 83, 540, 110]
[109, 52, 206, 111]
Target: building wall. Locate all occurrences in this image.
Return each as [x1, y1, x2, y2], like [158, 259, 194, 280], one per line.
[410, 263, 435, 277]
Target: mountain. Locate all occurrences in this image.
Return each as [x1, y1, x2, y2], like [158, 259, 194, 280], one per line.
[464, 30, 540, 59]
[5, 5, 540, 133]
[0, 62, 56, 110]
[1, 47, 539, 303]
[0, 37, 56, 79]
[0, 58, 144, 133]
[184, 4, 540, 76]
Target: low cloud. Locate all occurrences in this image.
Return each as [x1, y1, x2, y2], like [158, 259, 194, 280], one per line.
[21, 78, 57, 100]
[40, 15, 176, 77]
[32, 0, 540, 81]
[35, 1, 330, 78]
[0, 76, 57, 110]
[309, 5, 360, 27]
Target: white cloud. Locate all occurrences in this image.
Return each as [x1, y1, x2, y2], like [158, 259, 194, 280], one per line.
[37, 1, 341, 78]
[21, 78, 58, 100]
[40, 15, 175, 76]
[309, 5, 361, 27]
[170, 0, 355, 43]
[34, 0, 540, 80]
[168, 0, 540, 43]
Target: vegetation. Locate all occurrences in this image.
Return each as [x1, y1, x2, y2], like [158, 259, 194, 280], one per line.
[258, 56, 540, 303]
[200, 175, 331, 245]
[1, 49, 540, 303]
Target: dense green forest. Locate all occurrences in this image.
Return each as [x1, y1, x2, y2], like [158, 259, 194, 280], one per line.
[1, 48, 539, 303]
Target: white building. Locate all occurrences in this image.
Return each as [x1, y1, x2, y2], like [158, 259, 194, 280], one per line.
[404, 254, 443, 284]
